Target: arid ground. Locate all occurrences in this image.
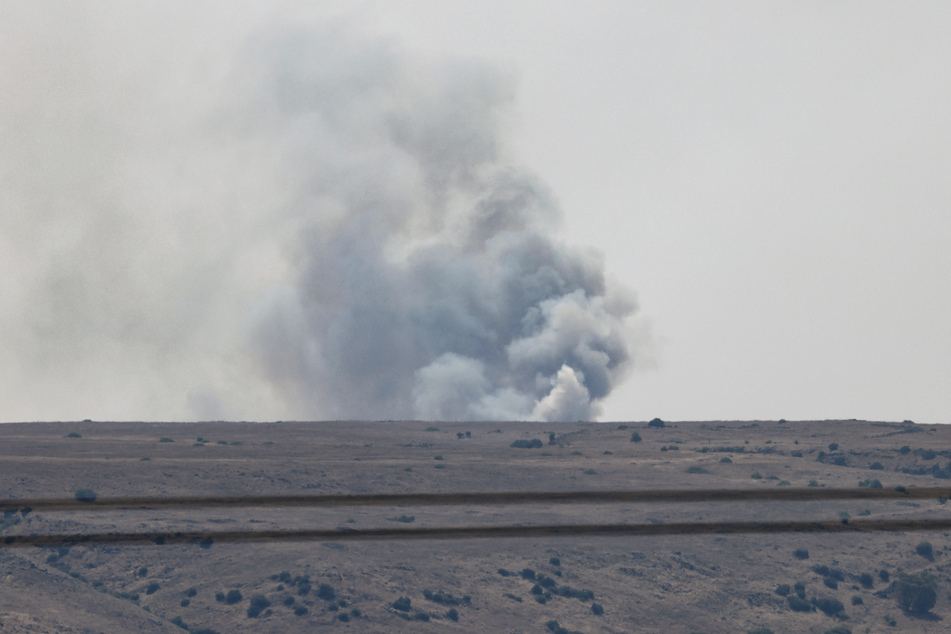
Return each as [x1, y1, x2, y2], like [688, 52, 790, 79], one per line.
[0, 419, 949, 633]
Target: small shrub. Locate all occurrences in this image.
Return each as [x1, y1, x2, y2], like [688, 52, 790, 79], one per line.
[647, 418, 665, 428]
[497, 568, 514, 577]
[630, 432, 642, 442]
[215, 592, 225, 602]
[293, 605, 308, 616]
[66, 432, 82, 438]
[225, 589, 243, 605]
[814, 596, 845, 617]
[137, 566, 148, 577]
[749, 628, 773, 634]
[823, 577, 838, 589]
[446, 607, 459, 621]
[751, 472, 762, 479]
[787, 595, 813, 612]
[859, 572, 874, 589]
[549, 557, 561, 566]
[282, 596, 295, 606]
[824, 627, 851, 634]
[793, 548, 809, 560]
[720, 456, 732, 463]
[159, 438, 174, 442]
[879, 569, 889, 582]
[899, 445, 910, 455]
[775, 584, 791, 596]
[74, 488, 97, 503]
[537, 574, 557, 590]
[510, 439, 543, 448]
[246, 595, 271, 618]
[869, 462, 885, 470]
[794, 582, 806, 598]
[915, 541, 934, 560]
[317, 583, 335, 600]
[828, 443, 839, 451]
[685, 465, 708, 474]
[591, 602, 604, 615]
[832, 455, 848, 466]
[145, 582, 160, 595]
[185, 587, 197, 597]
[392, 596, 412, 611]
[884, 614, 897, 626]
[423, 589, 467, 606]
[920, 449, 936, 460]
[170, 616, 186, 630]
[389, 515, 415, 523]
[791, 450, 803, 457]
[180, 599, 189, 607]
[521, 568, 536, 580]
[851, 594, 863, 605]
[895, 571, 938, 613]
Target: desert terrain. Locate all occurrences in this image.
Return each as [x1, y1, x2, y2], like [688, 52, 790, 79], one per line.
[0, 419, 949, 633]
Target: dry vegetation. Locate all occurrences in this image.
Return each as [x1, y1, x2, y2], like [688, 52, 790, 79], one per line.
[0, 419, 949, 632]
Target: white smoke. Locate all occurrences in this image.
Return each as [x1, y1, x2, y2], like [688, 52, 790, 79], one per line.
[0, 8, 639, 422]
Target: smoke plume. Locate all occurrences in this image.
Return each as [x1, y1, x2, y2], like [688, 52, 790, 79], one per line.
[0, 9, 637, 422]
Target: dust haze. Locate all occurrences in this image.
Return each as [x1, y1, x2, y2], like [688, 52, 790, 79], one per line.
[0, 4, 640, 422]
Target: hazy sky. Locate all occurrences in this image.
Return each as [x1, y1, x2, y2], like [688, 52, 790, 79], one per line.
[2, 2, 949, 424]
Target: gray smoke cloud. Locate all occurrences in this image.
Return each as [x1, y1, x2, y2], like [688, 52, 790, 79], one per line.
[0, 8, 638, 422]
